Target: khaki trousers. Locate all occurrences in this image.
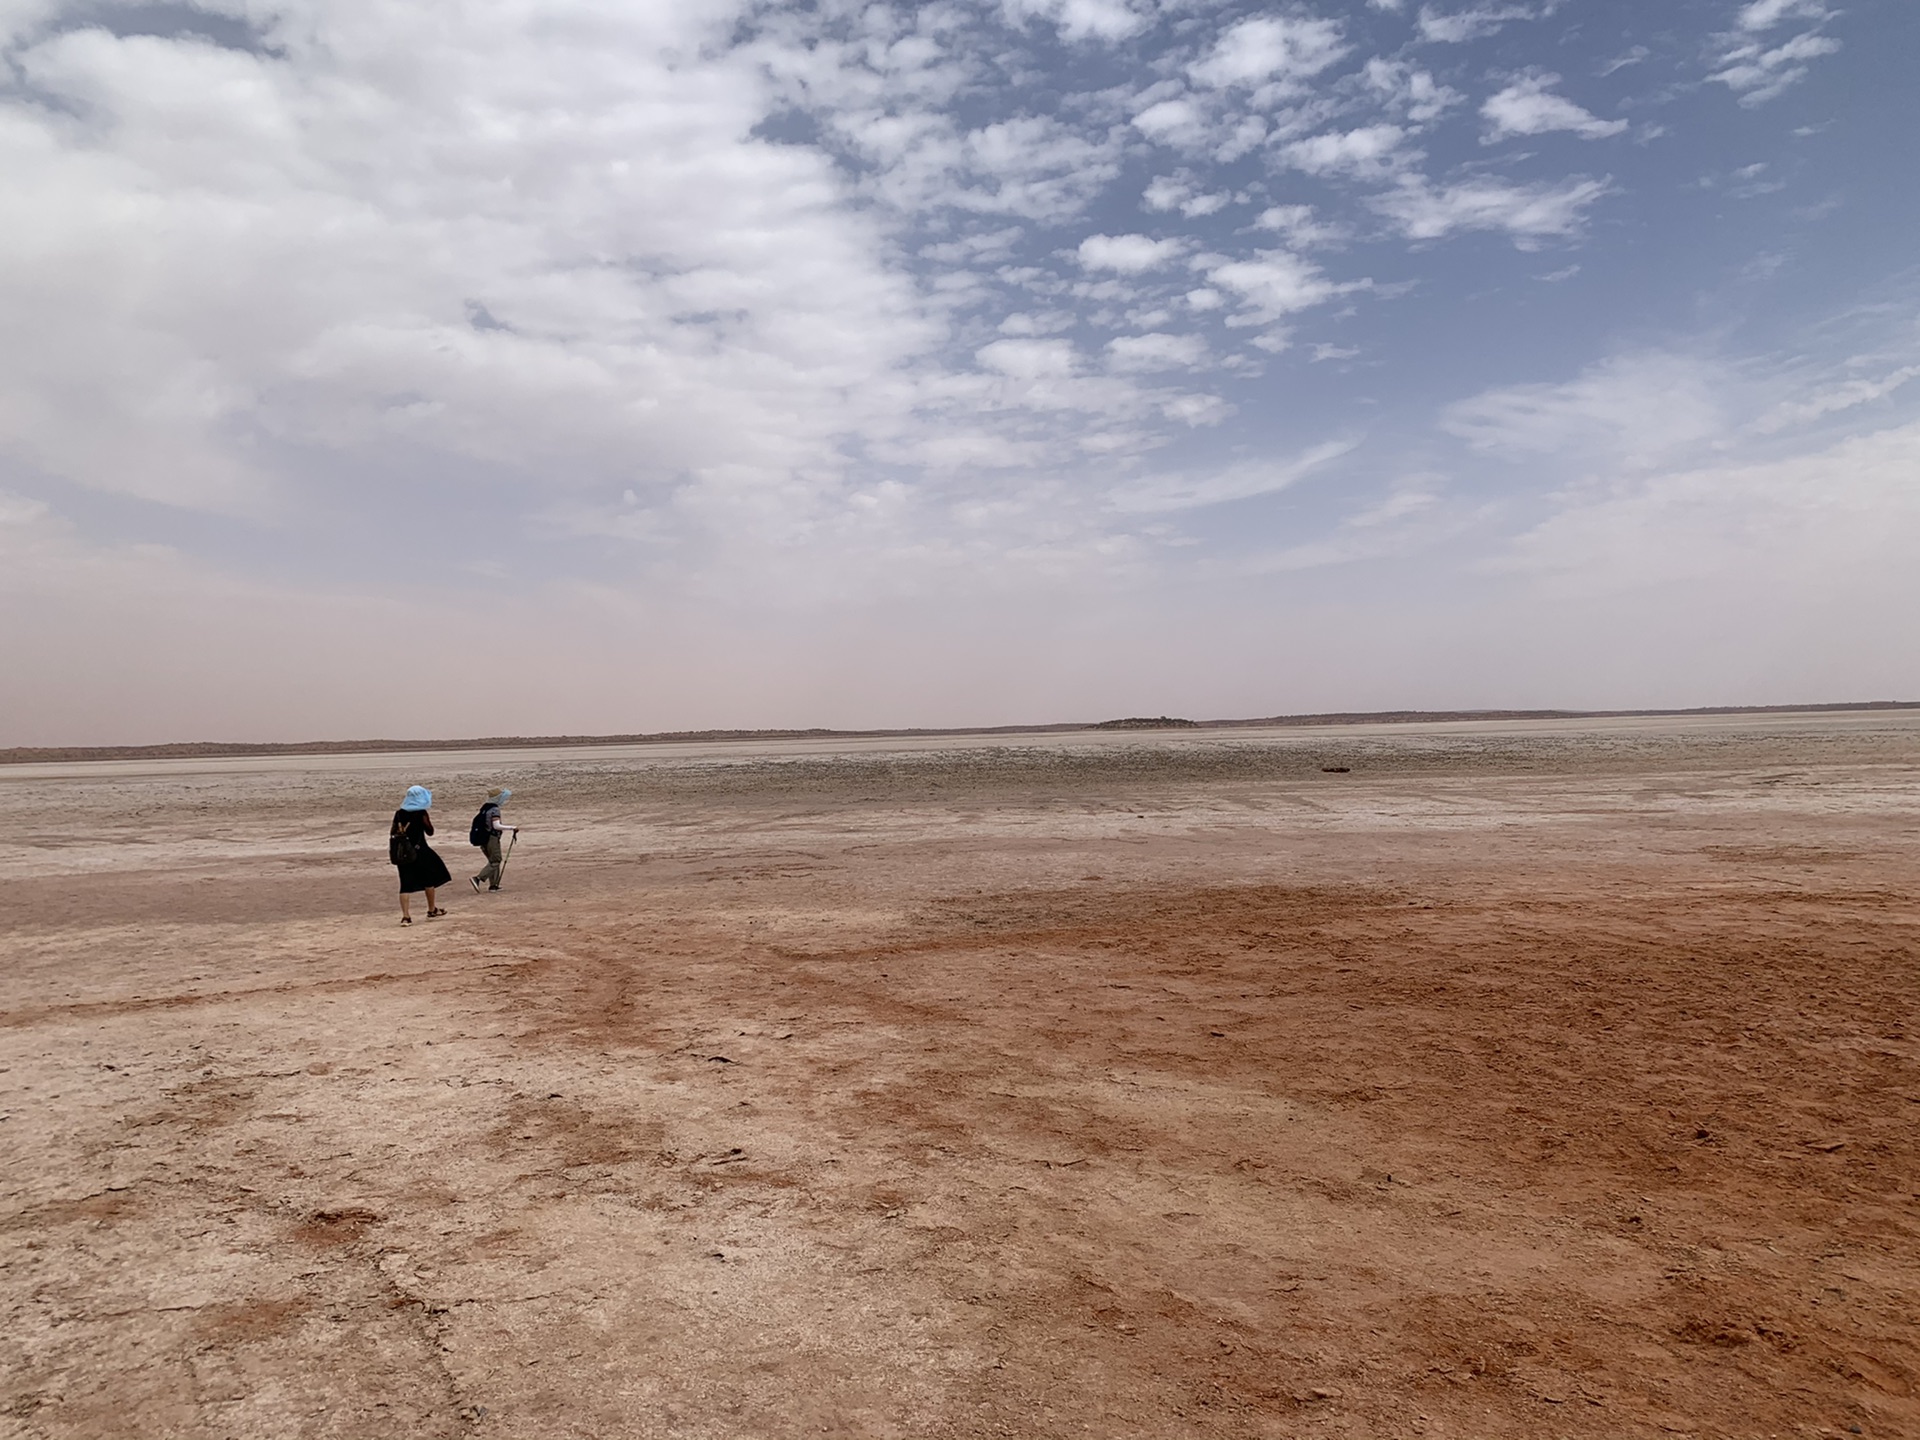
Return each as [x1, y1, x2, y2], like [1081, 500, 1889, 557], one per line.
[473, 835, 503, 889]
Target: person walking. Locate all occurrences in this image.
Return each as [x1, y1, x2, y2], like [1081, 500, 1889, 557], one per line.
[469, 787, 519, 893]
[390, 785, 452, 924]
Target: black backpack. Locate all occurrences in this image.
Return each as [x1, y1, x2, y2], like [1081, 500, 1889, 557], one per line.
[469, 804, 497, 847]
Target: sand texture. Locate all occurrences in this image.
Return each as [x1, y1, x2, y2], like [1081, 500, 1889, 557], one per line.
[2, 714, 1916, 1439]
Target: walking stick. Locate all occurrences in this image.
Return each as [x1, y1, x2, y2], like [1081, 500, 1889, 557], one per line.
[496, 830, 517, 887]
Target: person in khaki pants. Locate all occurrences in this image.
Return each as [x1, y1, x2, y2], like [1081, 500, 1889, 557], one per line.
[469, 788, 519, 892]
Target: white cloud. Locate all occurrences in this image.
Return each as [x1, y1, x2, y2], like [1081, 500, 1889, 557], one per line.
[1142, 175, 1185, 211]
[1077, 233, 1186, 273]
[1160, 393, 1233, 427]
[0, 0, 1185, 561]
[1254, 204, 1347, 249]
[1499, 420, 1920, 604]
[1601, 46, 1650, 76]
[1757, 365, 1920, 433]
[1482, 74, 1627, 141]
[1442, 353, 1724, 463]
[1709, 29, 1841, 104]
[1281, 124, 1410, 178]
[762, 19, 1124, 223]
[1107, 438, 1356, 512]
[1372, 175, 1610, 245]
[1001, 0, 1150, 42]
[892, 433, 1037, 471]
[1736, 0, 1833, 31]
[1362, 58, 1462, 123]
[1188, 16, 1347, 92]
[1247, 477, 1454, 572]
[1204, 250, 1355, 322]
[1415, 5, 1532, 44]
[998, 310, 1076, 336]
[952, 116, 1125, 219]
[1348, 481, 1441, 528]
[1709, 0, 1840, 103]
[1106, 332, 1208, 373]
[1214, 114, 1269, 163]
[976, 337, 1079, 379]
[1131, 96, 1209, 148]
[0, 11, 962, 517]
[1143, 173, 1231, 217]
[920, 227, 1025, 263]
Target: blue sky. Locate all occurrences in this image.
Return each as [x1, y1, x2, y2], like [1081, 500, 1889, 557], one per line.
[2, 0, 1916, 742]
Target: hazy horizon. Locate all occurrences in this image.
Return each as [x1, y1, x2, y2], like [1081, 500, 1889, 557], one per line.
[11, 698, 1920, 757]
[5, 0, 1917, 746]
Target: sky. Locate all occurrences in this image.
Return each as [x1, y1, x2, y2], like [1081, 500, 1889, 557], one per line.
[2, 0, 1917, 743]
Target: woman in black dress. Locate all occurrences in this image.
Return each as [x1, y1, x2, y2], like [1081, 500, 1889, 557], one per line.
[390, 785, 452, 924]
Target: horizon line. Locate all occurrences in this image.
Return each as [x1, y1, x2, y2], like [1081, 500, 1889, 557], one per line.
[6, 700, 1918, 766]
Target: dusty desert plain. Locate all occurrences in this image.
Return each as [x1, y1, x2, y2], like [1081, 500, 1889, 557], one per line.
[1, 713, 1917, 1440]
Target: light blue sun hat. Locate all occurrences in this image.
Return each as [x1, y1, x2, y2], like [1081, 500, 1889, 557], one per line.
[401, 785, 432, 811]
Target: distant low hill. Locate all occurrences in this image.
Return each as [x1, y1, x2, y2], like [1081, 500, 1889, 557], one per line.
[5, 701, 1917, 766]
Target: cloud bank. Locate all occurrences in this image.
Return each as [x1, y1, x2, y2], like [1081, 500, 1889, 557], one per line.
[0, 0, 1906, 741]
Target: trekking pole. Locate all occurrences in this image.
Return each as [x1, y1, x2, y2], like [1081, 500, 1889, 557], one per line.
[496, 830, 517, 887]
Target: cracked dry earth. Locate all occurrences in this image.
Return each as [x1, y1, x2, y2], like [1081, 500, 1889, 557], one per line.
[1, 715, 1918, 1440]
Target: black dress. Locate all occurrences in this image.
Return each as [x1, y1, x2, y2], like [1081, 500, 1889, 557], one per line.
[390, 809, 453, 894]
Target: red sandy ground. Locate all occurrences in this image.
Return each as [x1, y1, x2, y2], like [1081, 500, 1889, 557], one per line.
[1, 719, 1916, 1439]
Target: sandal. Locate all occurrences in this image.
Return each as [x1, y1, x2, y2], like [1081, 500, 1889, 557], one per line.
[427, 908, 448, 918]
